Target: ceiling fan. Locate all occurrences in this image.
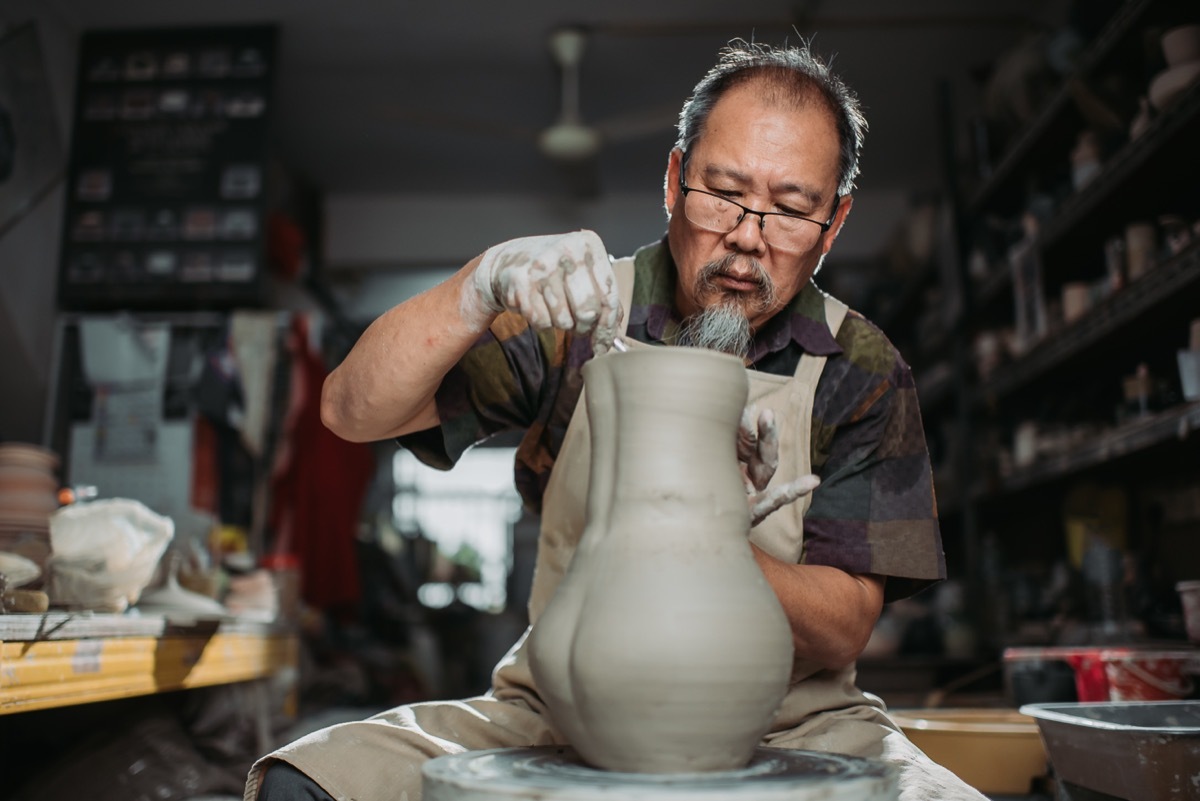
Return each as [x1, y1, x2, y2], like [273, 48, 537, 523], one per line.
[536, 27, 679, 195]
[537, 28, 603, 163]
[372, 26, 679, 196]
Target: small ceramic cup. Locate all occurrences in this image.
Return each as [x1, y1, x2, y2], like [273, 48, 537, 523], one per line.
[1124, 222, 1157, 280]
[1062, 282, 1092, 324]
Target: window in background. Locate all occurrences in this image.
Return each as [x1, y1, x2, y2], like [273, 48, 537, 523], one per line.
[393, 447, 521, 612]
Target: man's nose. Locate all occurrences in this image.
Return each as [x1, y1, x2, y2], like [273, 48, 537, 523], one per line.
[724, 211, 768, 254]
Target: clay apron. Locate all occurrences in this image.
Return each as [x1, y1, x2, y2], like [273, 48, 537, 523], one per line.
[493, 258, 871, 739]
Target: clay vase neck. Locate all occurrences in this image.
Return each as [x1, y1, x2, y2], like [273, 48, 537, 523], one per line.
[600, 348, 752, 549]
[528, 346, 793, 774]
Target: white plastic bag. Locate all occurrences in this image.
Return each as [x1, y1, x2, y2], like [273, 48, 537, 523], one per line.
[48, 498, 174, 612]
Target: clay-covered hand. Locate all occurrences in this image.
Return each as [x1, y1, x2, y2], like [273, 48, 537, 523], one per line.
[738, 405, 821, 527]
[465, 230, 623, 354]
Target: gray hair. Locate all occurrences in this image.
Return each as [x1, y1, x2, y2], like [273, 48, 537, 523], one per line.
[675, 39, 868, 197]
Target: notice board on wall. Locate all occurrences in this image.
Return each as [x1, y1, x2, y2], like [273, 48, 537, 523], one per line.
[58, 25, 277, 310]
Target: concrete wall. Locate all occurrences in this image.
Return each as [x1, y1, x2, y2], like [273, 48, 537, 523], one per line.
[0, 5, 77, 443]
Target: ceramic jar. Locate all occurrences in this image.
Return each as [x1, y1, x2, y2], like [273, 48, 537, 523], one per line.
[0, 443, 61, 583]
[1124, 222, 1157, 281]
[1149, 24, 1200, 111]
[528, 346, 793, 773]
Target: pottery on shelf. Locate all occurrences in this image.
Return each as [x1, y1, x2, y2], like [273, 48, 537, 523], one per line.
[0, 443, 60, 516]
[0, 443, 60, 473]
[0, 551, 42, 588]
[135, 552, 228, 620]
[527, 346, 793, 773]
[1148, 60, 1200, 112]
[1162, 24, 1200, 67]
[1149, 25, 1200, 113]
[0, 445, 60, 581]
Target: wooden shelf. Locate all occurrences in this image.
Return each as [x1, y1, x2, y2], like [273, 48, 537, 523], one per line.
[967, 0, 1157, 214]
[978, 243, 1200, 400]
[965, 77, 1200, 320]
[0, 614, 297, 715]
[936, 0, 1200, 647]
[1039, 80, 1200, 254]
[975, 400, 1200, 497]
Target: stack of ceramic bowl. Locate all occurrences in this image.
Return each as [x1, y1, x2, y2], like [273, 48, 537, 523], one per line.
[1149, 24, 1200, 112]
[0, 443, 61, 585]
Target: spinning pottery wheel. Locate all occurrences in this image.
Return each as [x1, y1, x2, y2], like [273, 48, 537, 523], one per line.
[422, 746, 898, 800]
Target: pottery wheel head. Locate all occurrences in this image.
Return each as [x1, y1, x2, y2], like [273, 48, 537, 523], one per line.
[422, 746, 898, 801]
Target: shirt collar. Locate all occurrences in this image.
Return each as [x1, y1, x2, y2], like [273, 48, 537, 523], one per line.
[630, 239, 843, 360]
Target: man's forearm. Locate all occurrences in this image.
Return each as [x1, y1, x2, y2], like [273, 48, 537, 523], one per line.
[321, 231, 620, 444]
[321, 255, 493, 443]
[749, 543, 885, 670]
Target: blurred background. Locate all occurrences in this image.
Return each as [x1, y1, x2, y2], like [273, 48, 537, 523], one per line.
[0, 1, 1198, 798]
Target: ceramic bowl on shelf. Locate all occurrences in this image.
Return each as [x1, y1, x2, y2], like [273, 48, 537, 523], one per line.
[1148, 60, 1200, 111]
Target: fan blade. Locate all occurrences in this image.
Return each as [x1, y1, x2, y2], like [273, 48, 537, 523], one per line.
[371, 104, 538, 144]
[539, 119, 603, 162]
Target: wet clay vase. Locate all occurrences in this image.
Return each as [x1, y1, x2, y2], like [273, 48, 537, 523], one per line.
[527, 346, 793, 773]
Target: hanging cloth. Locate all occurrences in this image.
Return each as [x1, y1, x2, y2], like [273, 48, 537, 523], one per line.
[269, 314, 374, 612]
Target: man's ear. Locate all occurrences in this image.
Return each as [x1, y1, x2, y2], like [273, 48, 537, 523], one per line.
[819, 195, 854, 256]
[663, 149, 684, 217]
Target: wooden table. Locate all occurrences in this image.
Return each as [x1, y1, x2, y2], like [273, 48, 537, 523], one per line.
[0, 612, 298, 753]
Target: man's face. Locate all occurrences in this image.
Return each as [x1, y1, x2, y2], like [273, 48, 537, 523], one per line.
[665, 81, 853, 335]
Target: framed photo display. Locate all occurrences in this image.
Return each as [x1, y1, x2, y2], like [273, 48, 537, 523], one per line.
[58, 25, 277, 310]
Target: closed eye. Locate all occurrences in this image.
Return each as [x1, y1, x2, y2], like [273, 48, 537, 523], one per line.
[712, 189, 809, 217]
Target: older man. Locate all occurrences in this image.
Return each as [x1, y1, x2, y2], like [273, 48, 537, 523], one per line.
[248, 41, 983, 801]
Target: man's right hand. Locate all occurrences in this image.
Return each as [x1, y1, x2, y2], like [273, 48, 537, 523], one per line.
[464, 230, 623, 354]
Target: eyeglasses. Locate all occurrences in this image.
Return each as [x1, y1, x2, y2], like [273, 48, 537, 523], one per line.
[679, 176, 837, 253]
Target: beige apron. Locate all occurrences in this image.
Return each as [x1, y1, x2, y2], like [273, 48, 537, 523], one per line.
[245, 258, 984, 801]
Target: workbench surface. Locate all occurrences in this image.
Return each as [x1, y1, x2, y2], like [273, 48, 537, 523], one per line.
[0, 612, 297, 715]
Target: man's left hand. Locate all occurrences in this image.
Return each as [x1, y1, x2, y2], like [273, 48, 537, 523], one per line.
[738, 405, 820, 526]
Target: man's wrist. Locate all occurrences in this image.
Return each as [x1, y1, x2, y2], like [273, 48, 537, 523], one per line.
[459, 254, 503, 330]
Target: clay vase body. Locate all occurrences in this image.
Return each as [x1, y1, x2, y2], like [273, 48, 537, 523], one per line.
[527, 347, 793, 773]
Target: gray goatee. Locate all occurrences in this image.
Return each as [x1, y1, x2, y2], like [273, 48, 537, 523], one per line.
[676, 303, 753, 357]
[676, 254, 777, 358]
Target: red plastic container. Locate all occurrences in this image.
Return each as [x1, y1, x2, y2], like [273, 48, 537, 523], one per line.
[1004, 646, 1199, 704]
[1067, 649, 1196, 701]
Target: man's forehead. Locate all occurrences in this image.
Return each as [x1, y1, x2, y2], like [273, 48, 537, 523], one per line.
[688, 87, 840, 191]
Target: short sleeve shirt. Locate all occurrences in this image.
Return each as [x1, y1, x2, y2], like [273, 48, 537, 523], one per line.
[400, 238, 946, 600]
